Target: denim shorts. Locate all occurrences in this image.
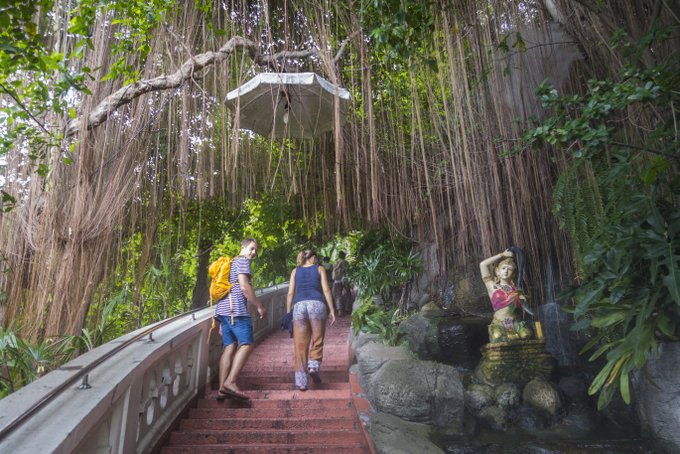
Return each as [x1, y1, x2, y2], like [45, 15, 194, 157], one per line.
[217, 315, 253, 347]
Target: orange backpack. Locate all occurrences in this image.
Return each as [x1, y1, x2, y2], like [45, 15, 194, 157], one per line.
[207, 256, 236, 334]
[208, 256, 233, 302]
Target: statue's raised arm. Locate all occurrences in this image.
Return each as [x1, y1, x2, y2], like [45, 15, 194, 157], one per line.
[479, 249, 533, 343]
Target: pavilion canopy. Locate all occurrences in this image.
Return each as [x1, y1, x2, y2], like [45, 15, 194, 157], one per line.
[225, 72, 351, 139]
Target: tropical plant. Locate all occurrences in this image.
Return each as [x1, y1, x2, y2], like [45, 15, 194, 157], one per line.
[567, 187, 679, 409]
[76, 294, 125, 351]
[349, 230, 421, 306]
[351, 296, 405, 346]
[347, 229, 421, 340]
[0, 325, 76, 398]
[88, 231, 194, 336]
[519, 25, 680, 409]
[317, 233, 358, 264]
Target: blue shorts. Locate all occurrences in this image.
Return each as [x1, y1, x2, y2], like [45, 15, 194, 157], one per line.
[217, 315, 253, 347]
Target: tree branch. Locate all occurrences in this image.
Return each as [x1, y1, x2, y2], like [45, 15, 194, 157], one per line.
[610, 140, 679, 159]
[334, 31, 361, 63]
[65, 36, 255, 138]
[64, 34, 353, 139]
[0, 82, 52, 136]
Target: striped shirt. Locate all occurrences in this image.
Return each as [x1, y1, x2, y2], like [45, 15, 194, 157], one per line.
[214, 255, 252, 318]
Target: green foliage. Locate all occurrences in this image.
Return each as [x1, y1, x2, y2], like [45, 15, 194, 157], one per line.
[551, 157, 629, 275]
[0, 299, 120, 397]
[351, 296, 405, 346]
[213, 195, 318, 287]
[359, 0, 436, 67]
[562, 183, 680, 408]
[519, 26, 680, 408]
[141, 242, 193, 318]
[74, 297, 122, 351]
[0, 0, 91, 172]
[517, 27, 679, 161]
[0, 324, 77, 398]
[86, 227, 195, 337]
[67, 0, 176, 83]
[0, 190, 17, 212]
[347, 229, 420, 342]
[317, 233, 357, 263]
[101, 0, 176, 83]
[0, 1, 55, 72]
[348, 229, 421, 302]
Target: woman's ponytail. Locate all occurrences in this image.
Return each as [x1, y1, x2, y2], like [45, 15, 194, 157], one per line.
[296, 249, 317, 265]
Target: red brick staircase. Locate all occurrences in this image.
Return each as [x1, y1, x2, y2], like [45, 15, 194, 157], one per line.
[159, 315, 373, 453]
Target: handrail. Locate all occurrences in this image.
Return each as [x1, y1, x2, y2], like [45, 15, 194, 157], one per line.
[0, 282, 289, 453]
[0, 305, 205, 442]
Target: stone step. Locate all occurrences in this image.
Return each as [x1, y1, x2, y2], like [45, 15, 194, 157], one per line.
[242, 352, 349, 360]
[188, 404, 357, 419]
[237, 366, 349, 376]
[247, 342, 348, 350]
[244, 358, 348, 364]
[180, 416, 358, 431]
[196, 397, 355, 409]
[160, 443, 368, 453]
[236, 370, 350, 383]
[167, 429, 365, 445]
[249, 388, 351, 399]
[203, 387, 351, 401]
[237, 367, 350, 376]
[236, 381, 350, 391]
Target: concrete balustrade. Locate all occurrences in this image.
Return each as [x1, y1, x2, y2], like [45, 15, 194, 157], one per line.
[0, 283, 289, 453]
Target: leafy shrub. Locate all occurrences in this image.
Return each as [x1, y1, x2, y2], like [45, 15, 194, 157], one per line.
[347, 229, 421, 343]
[348, 229, 421, 306]
[351, 295, 405, 346]
[0, 325, 77, 398]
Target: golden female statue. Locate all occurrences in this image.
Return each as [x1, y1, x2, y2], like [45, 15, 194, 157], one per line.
[479, 249, 533, 343]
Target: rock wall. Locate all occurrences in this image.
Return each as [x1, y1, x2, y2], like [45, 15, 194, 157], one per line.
[398, 309, 488, 371]
[633, 341, 680, 453]
[351, 334, 465, 430]
[349, 329, 467, 453]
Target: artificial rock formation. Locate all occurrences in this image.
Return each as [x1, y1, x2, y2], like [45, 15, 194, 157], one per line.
[474, 339, 557, 386]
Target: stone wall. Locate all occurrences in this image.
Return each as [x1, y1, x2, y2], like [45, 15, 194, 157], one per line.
[633, 341, 680, 453]
[349, 330, 466, 453]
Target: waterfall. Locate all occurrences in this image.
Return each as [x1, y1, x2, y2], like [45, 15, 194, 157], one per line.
[537, 259, 580, 367]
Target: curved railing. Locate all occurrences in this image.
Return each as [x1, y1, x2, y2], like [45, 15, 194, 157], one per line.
[0, 283, 289, 454]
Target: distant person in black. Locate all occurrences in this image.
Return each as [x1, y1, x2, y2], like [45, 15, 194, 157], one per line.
[321, 256, 333, 289]
[332, 251, 352, 316]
